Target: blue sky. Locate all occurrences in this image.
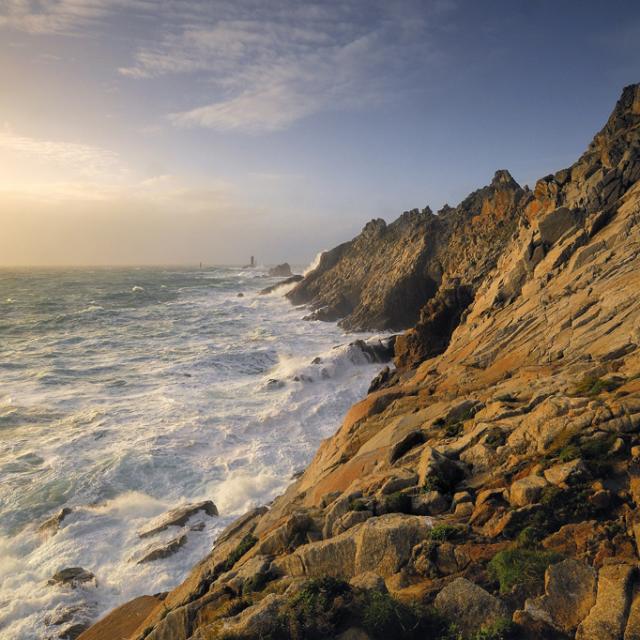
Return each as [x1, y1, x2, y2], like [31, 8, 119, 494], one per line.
[0, 0, 639, 265]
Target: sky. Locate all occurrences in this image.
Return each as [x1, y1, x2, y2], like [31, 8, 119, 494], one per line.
[0, 0, 639, 266]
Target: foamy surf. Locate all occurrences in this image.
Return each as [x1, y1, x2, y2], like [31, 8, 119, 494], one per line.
[0, 266, 386, 639]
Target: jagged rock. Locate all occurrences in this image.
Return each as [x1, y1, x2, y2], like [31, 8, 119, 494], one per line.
[434, 577, 509, 637]
[350, 571, 387, 592]
[259, 274, 303, 294]
[268, 263, 292, 277]
[538, 207, 581, 246]
[575, 562, 635, 640]
[48, 567, 95, 588]
[332, 510, 373, 536]
[388, 429, 425, 463]
[411, 491, 450, 516]
[288, 172, 524, 346]
[417, 446, 464, 488]
[257, 512, 314, 555]
[39, 507, 73, 536]
[136, 533, 188, 564]
[522, 559, 597, 633]
[277, 514, 430, 580]
[379, 473, 418, 494]
[138, 501, 218, 538]
[219, 593, 286, 637]
[509, 475, 548, 507]
[544, 459, 589, 486]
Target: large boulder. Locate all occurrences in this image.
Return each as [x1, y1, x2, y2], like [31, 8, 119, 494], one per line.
[509, 475, 548, 507]
[276, 514, 430, 580]
[434, 577, 509, 637]
[575, 563, 635, 640]
[522, 559, 597, 633]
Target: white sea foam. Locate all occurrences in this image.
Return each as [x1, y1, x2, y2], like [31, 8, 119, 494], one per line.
[0, 266, 384, 639]
[303, 251, 325, 276]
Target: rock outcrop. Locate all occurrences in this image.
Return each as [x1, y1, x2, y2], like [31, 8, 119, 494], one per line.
[81, 84, 640, 640]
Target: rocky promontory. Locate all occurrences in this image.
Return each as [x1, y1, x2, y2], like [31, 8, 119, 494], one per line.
[80, 84, 640, 640]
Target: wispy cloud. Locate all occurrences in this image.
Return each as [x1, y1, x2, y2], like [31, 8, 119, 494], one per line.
[0, 0, 114, 34]
[1, 1, 456, 133]
[119, 2, 454, 133]
[0, 126, 125, 178]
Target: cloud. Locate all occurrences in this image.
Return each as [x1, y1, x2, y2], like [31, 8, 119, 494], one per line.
[0, 0, 114, 34]
[0, 126, 125, 178]
[118, 2, 454, 133]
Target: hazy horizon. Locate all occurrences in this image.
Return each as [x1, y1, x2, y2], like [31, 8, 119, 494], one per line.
[1, 0, 639, 266]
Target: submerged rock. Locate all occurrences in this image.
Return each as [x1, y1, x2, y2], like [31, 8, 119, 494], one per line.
[48, 567, 95, 588]
[137, 501, 218, 538]
[39, 507, 73, 536]
[135, 533, 188, 564]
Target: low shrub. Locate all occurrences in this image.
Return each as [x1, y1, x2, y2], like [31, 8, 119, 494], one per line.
[219, 534, 258, 573]
[355, 590, 452, 640]
[350, 498, 369, 512]
[488, 548, 562, 596]
[473, 618, 517, 640]
[427, 524, 463, 542]
[572, 375, 624, 397]
[383, 491, 413, 514]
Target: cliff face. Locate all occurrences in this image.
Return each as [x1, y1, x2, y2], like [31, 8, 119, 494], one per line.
[287, 170, 525, 335]
[81, 84, 640, 640]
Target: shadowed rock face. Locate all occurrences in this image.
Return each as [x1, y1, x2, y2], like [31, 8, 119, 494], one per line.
[81, 84, 640, 640]
[287, 170, 525, 335]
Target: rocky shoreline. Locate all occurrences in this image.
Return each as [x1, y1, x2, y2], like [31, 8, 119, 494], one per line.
[73, 84, 640, 640]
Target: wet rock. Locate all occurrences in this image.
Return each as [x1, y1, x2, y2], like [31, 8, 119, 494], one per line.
[522, 559, 597, 633]
[434, 577, 509, 637]
[259, 274, 303, 295]
[268, 263, 292, 277]
[138, 501, 218, 538]
[136, 533, 188, 564]
[48, 567, 95, 588]
[39, 507, 73, 537]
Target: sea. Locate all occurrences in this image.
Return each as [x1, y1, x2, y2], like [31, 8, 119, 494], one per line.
[0, 264, 385, 639]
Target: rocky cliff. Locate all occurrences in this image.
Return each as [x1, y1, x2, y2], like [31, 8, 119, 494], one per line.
[80, 84, 640, 640]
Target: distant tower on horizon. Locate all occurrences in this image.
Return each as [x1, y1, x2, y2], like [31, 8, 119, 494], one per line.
[250, 256, 255, 268]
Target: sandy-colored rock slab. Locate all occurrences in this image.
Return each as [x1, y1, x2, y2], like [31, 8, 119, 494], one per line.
[77, 595, 163, 640]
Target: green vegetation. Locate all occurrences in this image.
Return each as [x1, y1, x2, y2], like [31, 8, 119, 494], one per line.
[485, 428, 506, 449]
[242, 571, 269, 595]
[422, 468, 451, 493]
[357, 590, 449, 639]
[571, 375, 624, 397]
[349, 498, 369, 512]
[383, 491, 413, 514]
[489, 548, 562, 596]
[427, 524, 463, 542]
[218, 534, 258, 573]
[473, 618, 517, 640]
[444, 421, 464, 438]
